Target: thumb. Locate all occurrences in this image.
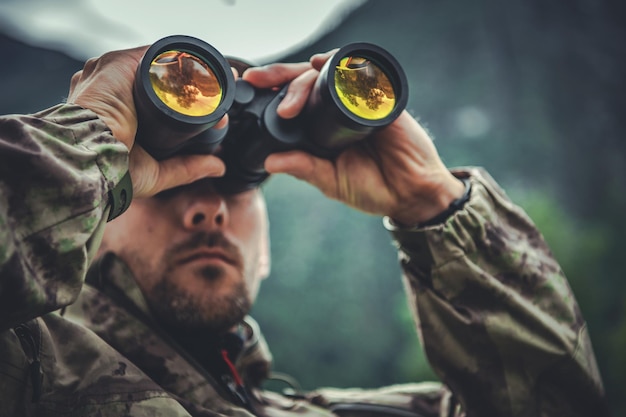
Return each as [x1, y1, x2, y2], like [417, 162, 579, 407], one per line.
[158, 153, 226, 188]
[131, 149, 226, 197]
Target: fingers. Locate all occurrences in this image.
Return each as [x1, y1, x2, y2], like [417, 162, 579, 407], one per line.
[240, 49, 339, 120]
[157, 154, 226, 191]
[241, 46, 337, 87]
[264, 151, 338, 198]
[310, 49, 338, 71]
[213, 113, 229, 130]
[244, 63, 320, 119]
[129, 147, 226, 198]
[242, 62, 313, 88]
[276, 68, 319, 119]
[68, 70, 83, 96]
[99, 45, 149, 66]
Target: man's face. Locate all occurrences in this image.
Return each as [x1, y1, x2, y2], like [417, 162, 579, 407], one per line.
[100, 179, 270, 333]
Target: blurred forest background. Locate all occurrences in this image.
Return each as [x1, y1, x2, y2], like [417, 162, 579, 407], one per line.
[1, 0, 625, 415]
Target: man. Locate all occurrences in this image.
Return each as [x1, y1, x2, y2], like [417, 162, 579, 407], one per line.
[0, 43, 610, 417]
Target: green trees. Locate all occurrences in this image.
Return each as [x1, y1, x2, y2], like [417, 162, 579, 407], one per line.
[254, 1, 626, 414]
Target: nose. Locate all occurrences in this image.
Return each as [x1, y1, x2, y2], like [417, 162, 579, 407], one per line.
[181, 192, 228, 230]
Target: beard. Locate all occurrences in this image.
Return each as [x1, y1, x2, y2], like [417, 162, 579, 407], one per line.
[148, 269, 251, 333]
[142, 232, 252, 334]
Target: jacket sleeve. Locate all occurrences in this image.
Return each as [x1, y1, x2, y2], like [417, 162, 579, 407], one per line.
[385, 167, 609, 417]
[0, 103, 129, 331]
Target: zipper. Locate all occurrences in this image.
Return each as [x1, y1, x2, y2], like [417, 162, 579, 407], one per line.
[14, 322, 43, 402]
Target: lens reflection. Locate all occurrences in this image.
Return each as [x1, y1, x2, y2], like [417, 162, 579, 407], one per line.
[334, 56, 395, 120]
[149, 50, 223, 116]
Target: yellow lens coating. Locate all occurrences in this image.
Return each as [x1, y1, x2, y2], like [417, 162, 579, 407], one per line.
[334, 56, 396, 120]
[149, 50, 223, 116]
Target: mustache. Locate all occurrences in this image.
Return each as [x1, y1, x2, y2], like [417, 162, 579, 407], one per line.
[170, 231, 243, 266]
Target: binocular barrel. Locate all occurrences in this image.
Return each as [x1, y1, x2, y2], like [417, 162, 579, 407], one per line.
[133, 35, 408, 193]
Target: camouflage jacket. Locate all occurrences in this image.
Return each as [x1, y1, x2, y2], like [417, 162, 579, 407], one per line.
[0, 104, 609, 416]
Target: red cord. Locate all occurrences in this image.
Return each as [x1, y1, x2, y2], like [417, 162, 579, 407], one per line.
[221, 349, 244, 386]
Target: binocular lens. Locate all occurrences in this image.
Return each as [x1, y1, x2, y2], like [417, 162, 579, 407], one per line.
[334, 56, 395, 120]
[135, 36, 407, 193]
[149, 50, 223, 117]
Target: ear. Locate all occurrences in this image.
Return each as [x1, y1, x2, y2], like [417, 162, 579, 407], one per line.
[256, 196, 271, 281]
[256, 229, 271, 281]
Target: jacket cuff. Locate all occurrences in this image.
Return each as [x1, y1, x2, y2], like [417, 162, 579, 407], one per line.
[38, 103, 131, 221]
[383, 167, 521, 276]
[107, 171, 133, 221]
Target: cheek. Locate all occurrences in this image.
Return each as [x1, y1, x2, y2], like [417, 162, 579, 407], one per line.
[143, 223, 157, 237]
[115, 221, 170, 292]
[106, 209, 169, 265]
[135, 222, 172, 255]
[125, 204, 169, 239]
[124, 219, 157, 243]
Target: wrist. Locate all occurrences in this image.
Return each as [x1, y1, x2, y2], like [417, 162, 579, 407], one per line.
[388, 175, 471, 229]
[416, 177, 471, 227]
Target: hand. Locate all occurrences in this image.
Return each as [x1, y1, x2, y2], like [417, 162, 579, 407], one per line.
[243, 51, 465, 225]
[67, 46, 226, 198]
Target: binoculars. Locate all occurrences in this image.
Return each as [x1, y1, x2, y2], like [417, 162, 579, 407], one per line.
[133, 35, 408, 193]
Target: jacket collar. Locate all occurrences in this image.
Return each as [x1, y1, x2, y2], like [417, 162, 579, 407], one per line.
[83, 252, 273, 386]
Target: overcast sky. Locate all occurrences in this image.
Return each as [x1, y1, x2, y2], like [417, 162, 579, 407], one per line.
[0, 0, 364, 61]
